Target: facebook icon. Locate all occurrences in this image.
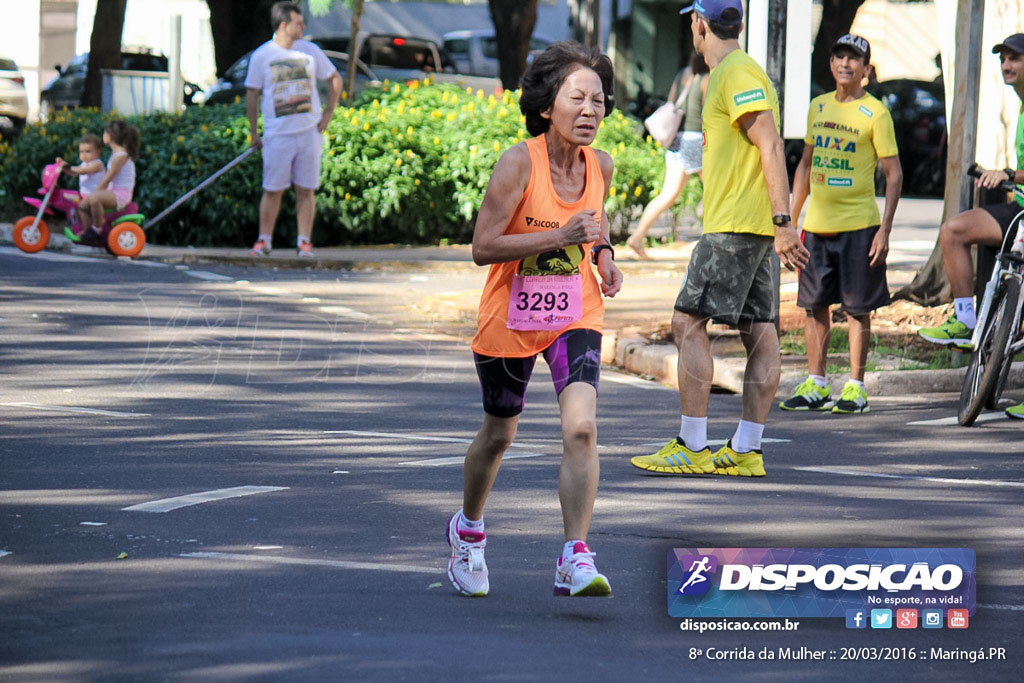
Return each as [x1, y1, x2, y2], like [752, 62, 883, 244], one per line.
[846, 609, 867, 629]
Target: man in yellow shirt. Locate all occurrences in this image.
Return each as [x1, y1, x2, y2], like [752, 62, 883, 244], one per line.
[781, 34, 903, 415]
[631, 0, 809, 478]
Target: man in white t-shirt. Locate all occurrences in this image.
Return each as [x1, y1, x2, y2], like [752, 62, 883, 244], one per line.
[246, 1, 341, 258]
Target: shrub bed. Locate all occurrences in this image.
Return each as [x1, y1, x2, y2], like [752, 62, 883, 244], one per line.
[0, 79, 698, 246]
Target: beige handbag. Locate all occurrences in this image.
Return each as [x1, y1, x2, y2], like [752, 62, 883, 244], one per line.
[643, 81, 691, 148]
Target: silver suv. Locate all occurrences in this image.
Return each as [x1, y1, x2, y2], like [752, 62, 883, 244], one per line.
[0, 57, 29, 134]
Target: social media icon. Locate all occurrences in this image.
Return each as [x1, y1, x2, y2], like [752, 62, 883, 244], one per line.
[922, 609, 943, 629]
[948, 609, 969, 629]
[846, 609, 867, 629]
[896, 609, 918, 629]
[870, 609, 892, 629]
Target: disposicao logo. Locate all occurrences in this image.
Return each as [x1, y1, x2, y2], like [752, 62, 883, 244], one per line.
[667, 548, 975, 619]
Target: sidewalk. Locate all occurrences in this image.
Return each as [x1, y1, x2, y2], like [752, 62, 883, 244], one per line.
[4, 197, 1021, 398]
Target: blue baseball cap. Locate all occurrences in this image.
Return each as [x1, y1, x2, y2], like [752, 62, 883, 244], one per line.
[681, 0, 743, 26]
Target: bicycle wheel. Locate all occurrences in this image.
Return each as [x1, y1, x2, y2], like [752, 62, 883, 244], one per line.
[985, 277, 1022, 409]
[958, 276, 1018, 425]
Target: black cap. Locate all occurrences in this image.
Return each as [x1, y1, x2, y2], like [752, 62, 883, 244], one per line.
[832, 34, 870, 62]
[992, 33, 1024, 56]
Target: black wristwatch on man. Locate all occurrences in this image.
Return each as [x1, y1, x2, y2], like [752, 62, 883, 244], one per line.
[772, 214, 792, 227]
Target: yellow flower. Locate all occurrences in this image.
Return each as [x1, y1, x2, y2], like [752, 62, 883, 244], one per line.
[363, 122, 370, 131]
[345, 192, 351, 200]
[634, 186, 642, 197]
[442, 92, 450, 103]
[431, 110, 442, 119]
[414, 178, 421, 185]
[396, 158, 403, 167]
[608, 187, 616, 198]
[492, 141, 501, 152]
[406, 149, 414, 157]
[406, 126, 413, 136]
[433, 136, 440, 145]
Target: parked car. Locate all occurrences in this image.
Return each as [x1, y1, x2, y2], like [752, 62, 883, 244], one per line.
[0, 56, 29, 135]
[39, 49, 201, 121]
[867, 78, 947, 196]
[202, 49, 380, 106]
[309, 34, 456, 83]
[442, 29, 551, 78]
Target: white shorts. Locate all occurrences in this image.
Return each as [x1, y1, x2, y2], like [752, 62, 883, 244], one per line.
[261, 127, 324, 192]
[666, 131, 703, 175]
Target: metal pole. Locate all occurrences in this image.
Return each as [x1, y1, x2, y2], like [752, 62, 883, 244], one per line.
[167, 14, 182, 113]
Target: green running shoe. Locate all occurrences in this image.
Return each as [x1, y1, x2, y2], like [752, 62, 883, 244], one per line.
[1006, 401, 1024, 420]
[630, 437, 713, 474]
[832, 381, 869, 414]
[918, 315, 973, 349]
[779, 377, 833, 411]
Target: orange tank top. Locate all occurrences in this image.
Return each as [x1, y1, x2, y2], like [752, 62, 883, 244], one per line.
[471, 134, 606, 358]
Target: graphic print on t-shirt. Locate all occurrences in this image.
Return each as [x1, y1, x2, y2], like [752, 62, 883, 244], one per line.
[519, 245, 584, 276]
[270, 59, 313, 117]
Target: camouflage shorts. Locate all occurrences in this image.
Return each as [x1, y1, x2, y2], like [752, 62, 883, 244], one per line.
[674, 232, 778, 326]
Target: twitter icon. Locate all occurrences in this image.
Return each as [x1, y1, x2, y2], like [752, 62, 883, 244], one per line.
[870, 609, 893, 629]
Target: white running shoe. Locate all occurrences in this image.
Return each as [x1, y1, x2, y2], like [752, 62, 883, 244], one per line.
[553, 541, 611, 597]
[446, 512, 488, 597]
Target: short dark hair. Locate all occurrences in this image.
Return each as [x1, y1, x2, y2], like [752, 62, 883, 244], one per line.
[519, 41, 615, 137]
[270, 1, 300, 31]
[79, 134, 102, 151]
[705, 11, 742, 40]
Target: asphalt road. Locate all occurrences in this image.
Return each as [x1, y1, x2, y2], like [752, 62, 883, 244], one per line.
[1, 247, 1021, 681]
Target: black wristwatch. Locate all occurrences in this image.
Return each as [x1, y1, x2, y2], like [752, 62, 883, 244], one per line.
[772, 214, 792, 227]
[591, 243, 614, 264]
[1005, 168, 1017, 183]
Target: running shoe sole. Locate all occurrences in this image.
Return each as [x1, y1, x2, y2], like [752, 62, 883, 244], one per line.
[554, 575, 612, 597]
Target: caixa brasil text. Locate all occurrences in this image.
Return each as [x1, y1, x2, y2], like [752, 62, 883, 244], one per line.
[716, 562, 963, 592]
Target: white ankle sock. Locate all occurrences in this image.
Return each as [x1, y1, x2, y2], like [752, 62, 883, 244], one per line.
[809, 374, 828, 388]
[954, 297, 977, 328]
[458, 510, 483, 531]
[679, 414, 707, 451]
[297, 235, 311, 247]
[848, 378, 865, 390]
[258, 233, 272, 246]
[731, 420, 764, 453]
[563, 540, 584, 558]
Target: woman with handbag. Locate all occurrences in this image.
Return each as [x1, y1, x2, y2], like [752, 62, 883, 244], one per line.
[628, 53, 709, 259]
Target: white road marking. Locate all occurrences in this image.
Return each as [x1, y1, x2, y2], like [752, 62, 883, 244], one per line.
[80, 522, 107, 526]
[601, 370, 674, 390]
[639, 438, 792, 448]
[325, 429, 540, 449]
[252, 545, 282, 550]
[0, 246, 95, 262]
[181, 551, 444, 575]
[401, 452, 547, 466]
[1, 402, 150, 417]
[125, 259, 169, 268]
[0, 550, 11, 559]
[318, 305, 371, 320]
[793, 466, 1024, 488]
[979, 603, 1024, 611]
[908, 413, 1006, 426]
[183, 270, 234, 282]
[122, 486, 289, 512]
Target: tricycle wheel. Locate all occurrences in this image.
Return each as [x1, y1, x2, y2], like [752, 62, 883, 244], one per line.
[12, 216, 49, 253]
[107, 222, 145, 258]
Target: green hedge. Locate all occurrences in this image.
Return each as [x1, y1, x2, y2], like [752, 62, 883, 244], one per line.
[0, 79, 699, 246]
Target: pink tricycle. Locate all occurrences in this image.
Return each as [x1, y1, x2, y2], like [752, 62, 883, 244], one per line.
[13, 162, 147, 258]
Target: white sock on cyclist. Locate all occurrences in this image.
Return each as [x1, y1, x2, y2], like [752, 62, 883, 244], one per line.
[297, 235, 310, 247]
[954, 297, 977, 329]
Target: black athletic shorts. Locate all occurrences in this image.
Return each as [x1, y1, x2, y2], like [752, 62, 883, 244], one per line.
[473, 328, 602, 418]
[796, 226, 891, 315]
[980, 200, 1024, 237]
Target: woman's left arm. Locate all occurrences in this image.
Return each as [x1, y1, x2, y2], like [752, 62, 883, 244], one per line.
[594, 150, 622, 297]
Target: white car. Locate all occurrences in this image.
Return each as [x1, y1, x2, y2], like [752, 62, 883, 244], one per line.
[442, 29, 551, 78]
[0, 57, 29, 134]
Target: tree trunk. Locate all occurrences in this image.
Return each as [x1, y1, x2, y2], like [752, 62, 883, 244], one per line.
[82, 0, 127, 107]
[345, 0, 363, 104]
[206, 0, 277, 77]
[488, 0, 539, 91]
[810, 0, 867, 92]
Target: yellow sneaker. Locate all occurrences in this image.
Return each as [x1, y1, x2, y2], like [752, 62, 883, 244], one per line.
[630, 437, 713, 475]
[711, 441, 766, 477]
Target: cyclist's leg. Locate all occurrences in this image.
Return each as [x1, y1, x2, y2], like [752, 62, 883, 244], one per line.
[939, 208, 1004, 298]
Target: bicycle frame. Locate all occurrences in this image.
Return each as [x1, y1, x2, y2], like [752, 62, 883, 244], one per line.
[968, 187, 1024, 352]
